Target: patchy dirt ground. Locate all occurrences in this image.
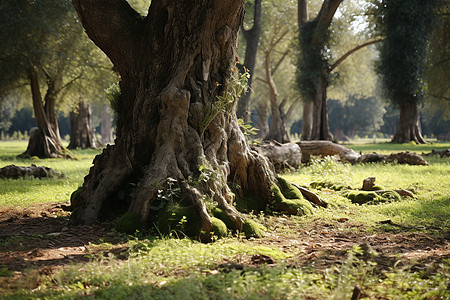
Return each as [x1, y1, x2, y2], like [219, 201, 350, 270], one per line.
[1, 202, 449, 291]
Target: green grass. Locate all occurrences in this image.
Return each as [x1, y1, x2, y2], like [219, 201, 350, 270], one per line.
[1, 140, 449, 299]
[0, 141, 99, 206]
[283, 144, 450, 231]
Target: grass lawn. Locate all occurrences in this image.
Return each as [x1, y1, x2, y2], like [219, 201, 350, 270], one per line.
[0, 140, 449, 299]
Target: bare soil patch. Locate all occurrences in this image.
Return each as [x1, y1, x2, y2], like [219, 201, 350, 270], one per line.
[1, 202, 448, 291]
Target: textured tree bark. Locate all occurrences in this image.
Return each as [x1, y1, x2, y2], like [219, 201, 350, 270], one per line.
[100, 105, 114, 144]
[236, 0, 261, 122]
[393, 103, 426, 144]
[19, 67, 67, 158]
[70, 0, 306, 237]
[68, 100, 99, 149]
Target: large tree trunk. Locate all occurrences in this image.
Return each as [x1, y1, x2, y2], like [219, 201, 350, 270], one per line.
[100, 104, 114, 144]
[392, 103, 426, 144]
[236, 0, 262, 122]
[68, 100, 99, 149]
[70, 0, 308, 238]
[19, 67, 67, 158]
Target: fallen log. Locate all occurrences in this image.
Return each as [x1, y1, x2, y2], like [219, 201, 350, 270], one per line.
[297, 140, 360, 164]
[251, 141, 302, 172]
[297, 141, 428, 165]
[0, 164, 63, 179]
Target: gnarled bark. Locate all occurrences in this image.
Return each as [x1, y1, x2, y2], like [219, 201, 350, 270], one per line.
[70, 0, 308, 238]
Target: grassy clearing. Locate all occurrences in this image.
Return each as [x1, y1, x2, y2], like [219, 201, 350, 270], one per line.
[0, 141, 99, 206]
[1, 140, 449, 299]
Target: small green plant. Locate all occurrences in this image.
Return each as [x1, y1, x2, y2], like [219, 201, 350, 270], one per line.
[238, 118, 259, 137]
[199, 68, 249, 136]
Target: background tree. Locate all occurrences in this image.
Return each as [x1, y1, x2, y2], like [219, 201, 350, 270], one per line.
[375, 0, 442, 143]
[0, 0, 114, 156]
[328, 96, 385, 140]
[296, 0, 381, 141]
[236, 0, 262, 123]
[70, 0, 312, 237]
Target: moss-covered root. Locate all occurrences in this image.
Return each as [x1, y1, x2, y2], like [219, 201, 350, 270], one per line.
[242, 219, 265, 238]
[116, 211, 142, 234]
[344, 190, 401, 205]
[270, 177, 314, 216]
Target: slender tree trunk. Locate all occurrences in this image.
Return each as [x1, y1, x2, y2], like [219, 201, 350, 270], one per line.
[101, 104, 114, 144]
[68, 100, 99, 149]
[70, 0, 310, 238]
[263, 51, 290, 143]
[19, 67, 67, 158]
[237, 0, 262, 122]
[393, 103, 426, 144]
[256, 100, 269, 138]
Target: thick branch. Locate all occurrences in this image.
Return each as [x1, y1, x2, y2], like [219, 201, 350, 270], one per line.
[328, 39, 383, 73]
[71, 0, 143, 73]
[312, 0, 343, 45]
[272, 49, 291, 75]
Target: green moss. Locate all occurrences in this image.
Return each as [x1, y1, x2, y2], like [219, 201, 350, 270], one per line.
[157, 203, 202, 237]
[70, 187, 83, 208]
[373, 185, 385, 191]
[211, 207, 238, 230]
[115, 211, 141, 234]
[344, 190, 402, 205]
[234, 195, 266, 213]
[242, 220, 265, 238]
[310, 180, 346, 191]
[211, 217, 228, 238]
[380, 191, 401, 202]
[270, 180, 314, 216]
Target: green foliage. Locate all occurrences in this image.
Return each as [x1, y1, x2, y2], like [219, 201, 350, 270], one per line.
[296, 19, 330, 101]
[115, 211, 141, 234]
[200, 68, 249, 136]
[328, 96, 386, 138]
[105, 83, 121, 113]
[238, 118, 259, 137]
[375, 0, 442, 106]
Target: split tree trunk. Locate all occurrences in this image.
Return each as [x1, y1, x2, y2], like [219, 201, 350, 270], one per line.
[19, 67, 67, 158]
[236, 0, 262, 123]
[71, 0, 304, 237]
[68, 100, 99, 149]
[392, 103, 426, 144]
